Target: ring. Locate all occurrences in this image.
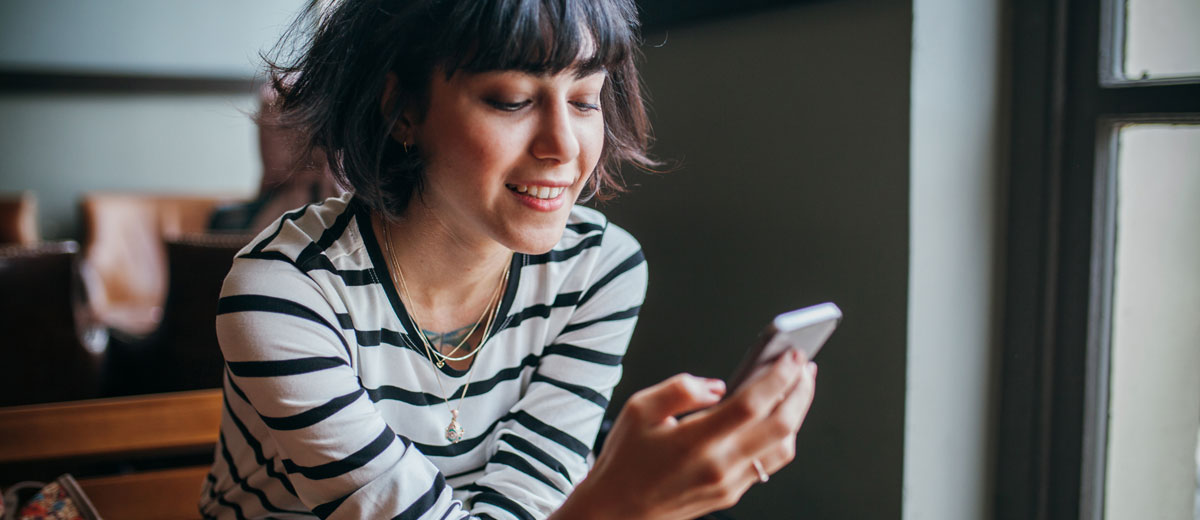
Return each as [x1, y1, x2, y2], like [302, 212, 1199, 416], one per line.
[751, 458, 769, 483]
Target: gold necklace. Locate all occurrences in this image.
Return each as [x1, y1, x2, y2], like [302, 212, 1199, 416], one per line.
[380, 215, 511, 443]
[412, 281, 503, 443]
[381, 215, 506, 365]
[397, 258, 508, 367]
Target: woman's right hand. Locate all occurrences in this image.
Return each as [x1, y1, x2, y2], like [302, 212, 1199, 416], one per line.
[560, 349, 818, 520]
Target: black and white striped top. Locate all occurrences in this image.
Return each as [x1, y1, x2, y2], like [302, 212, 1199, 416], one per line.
[199, 194, 647, 520]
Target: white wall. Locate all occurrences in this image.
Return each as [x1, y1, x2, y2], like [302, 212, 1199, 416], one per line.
[0, 0, 305, 239]
[0, 93, 259, 238]
[0, 1, 303, 76]
[905, 0, 1004, 518]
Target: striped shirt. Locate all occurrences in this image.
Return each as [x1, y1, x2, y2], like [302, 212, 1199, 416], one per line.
[199, 193, 647, 520]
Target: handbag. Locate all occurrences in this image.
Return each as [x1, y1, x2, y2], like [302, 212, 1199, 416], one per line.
[1, 474, 101, 520]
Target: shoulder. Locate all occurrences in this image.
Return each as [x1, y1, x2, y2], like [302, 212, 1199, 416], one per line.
[223, 193, 370, 296]
[237, 192, 362, 264]
[567, 205, 640, 254]
[519, 206, 647, 309]
[563, 205, 642, 257]
[526, 206, 644, 271]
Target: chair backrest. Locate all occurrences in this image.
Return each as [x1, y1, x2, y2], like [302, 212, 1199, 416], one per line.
[154, 233, 253, 392]
[79, 193, 235, 336]
[0, 191, 39, 245]
[0, 242, 107, 406]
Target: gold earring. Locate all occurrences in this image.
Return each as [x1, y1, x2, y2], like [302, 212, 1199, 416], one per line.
[403, 140, 409, 154]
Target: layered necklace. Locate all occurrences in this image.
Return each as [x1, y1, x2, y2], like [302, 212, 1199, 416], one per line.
[381, 216, 511, 443]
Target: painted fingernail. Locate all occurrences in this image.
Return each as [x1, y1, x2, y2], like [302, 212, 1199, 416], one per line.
[789, 349, 803, 364]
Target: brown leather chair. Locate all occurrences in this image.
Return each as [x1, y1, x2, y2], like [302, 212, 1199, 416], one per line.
[0, 191, 40, 245]
[156, 233, 253, 392]
[0, 242, 108, 406]
[79, 193, 237, 337]
[103, 233, 252, 396]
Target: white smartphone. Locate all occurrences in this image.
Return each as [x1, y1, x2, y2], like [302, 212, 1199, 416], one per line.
[726, 302, 842, 394]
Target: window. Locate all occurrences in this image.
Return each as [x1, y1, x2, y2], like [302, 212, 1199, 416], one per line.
[1120, 0, 1200, 81]
[996, 1, 1200, 519]
[1104, 124, 1200, 519]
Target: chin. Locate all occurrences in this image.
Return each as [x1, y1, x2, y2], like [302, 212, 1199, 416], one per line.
[511, 233, 566, 255]
[502, 224, 569, 255]
[504, 200, 578, 254]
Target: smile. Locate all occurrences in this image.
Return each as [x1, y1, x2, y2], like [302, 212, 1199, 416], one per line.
[506, 184, 566, 200]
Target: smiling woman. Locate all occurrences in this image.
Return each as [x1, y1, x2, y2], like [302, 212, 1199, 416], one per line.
[390, 68, 608, 256]
[199, 1, 819, 519]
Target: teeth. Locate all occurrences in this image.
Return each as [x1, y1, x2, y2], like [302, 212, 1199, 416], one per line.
[507, 184, 566, 200]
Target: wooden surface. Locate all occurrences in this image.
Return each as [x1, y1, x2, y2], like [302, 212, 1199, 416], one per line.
[78, 465, 210, 520]
[0, 389, 222, 463]
[75, 463, 207, 516]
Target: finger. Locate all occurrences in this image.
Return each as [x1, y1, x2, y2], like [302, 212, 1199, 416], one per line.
[749, 456, 774, 485]
[751, 437, 794, 478]
[702, 349, 807, 437]
[774, 361, 818, 433]
[626, 373, 726, 425]
[737, 362, 817, 475]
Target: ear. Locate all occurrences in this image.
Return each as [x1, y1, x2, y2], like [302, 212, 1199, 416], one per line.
[381, 72, 411, 143]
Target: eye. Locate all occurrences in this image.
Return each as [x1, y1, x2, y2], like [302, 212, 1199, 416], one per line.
[571, 101, 601, 113]
[486, 99, 531, 112]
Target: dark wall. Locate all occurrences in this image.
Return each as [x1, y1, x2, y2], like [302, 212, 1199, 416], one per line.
[598, 0, 912, 517]
[638, 0, 820, 32]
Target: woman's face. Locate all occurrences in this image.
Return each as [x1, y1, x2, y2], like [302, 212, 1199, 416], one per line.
[407, 68, 607, 255]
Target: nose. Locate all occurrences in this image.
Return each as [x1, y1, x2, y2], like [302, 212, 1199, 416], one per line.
[529, 99, 581, 164]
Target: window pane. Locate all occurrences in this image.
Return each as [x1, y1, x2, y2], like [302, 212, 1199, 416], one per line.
[1105, 125, 1200, 519]
[1123, 0, 1200, 80]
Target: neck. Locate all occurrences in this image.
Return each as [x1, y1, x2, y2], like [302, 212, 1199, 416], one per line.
[374, 206, 511, 331]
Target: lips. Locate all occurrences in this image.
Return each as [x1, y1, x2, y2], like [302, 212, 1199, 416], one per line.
[505, 182, 571, 212]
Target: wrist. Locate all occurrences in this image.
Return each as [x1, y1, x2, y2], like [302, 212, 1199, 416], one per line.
[550, 473, 643, 520]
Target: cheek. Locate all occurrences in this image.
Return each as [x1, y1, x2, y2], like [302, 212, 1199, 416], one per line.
[426, 122, 510, 180]
[580, 121, 606, 169]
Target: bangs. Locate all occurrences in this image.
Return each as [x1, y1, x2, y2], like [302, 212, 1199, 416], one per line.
[270, 0, 653, 216]
[434, 0, 637, 76]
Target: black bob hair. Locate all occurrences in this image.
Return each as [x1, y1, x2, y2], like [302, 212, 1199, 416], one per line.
[266, 0, 657, 216]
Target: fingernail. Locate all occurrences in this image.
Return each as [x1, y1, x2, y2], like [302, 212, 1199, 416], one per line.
[789, 349, 803, 364]
[708, 379, 727, 395]
[808, 362, 818, 376]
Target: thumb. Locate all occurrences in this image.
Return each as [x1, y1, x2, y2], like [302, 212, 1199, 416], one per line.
[628, 373, 726, 424]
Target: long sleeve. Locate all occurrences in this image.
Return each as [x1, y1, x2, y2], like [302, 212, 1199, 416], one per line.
[210, 256, 471, 520]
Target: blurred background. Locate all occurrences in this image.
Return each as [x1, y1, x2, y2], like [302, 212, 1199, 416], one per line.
[1, 0, 1197, 519]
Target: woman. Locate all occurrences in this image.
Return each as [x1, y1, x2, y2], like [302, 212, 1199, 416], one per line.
[200, 0, 818, 518]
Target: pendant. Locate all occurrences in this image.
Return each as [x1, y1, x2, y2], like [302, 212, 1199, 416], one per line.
[445, 409, 465, 443]
[436, 359, 445, 368]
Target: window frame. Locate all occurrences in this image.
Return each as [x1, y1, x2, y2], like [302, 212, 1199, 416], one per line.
[995, 0, 1200, 519]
